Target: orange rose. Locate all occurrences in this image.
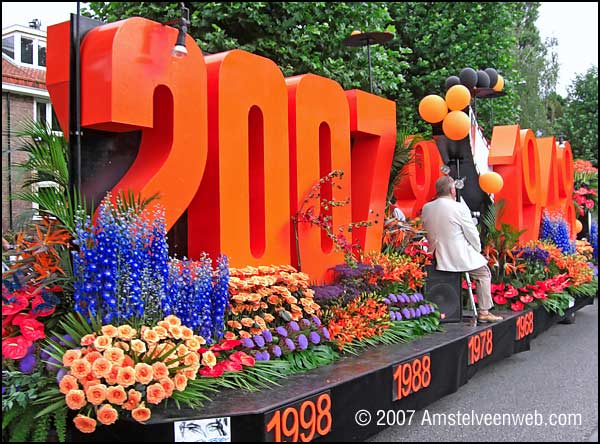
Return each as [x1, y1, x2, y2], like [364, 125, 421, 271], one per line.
[157, 320, 170, 330]
[80, 334, 96, 346]
[134, 363, 154, 385]
[97, 404, 118, 425]
[116, 367, 136, 387]
[267, 295, 280, 305]
[59, 374, 79, 394]
[152, 362, 169, 380]
[180, 327, 194, 340]
[122, 355, 135, 368]
[123, 389, 142, 411]
[168, 325, 183, 339]
[93, 335, 112, 351]
[117, 324, 136, 341]
[201, 351, 217, 368]
[84, 351, 103, 364]
[263, 313, 275, 323]
[164, 315, 181, 327]
[239, 330, 252, 339]
[146, 383, 166, 405]
[103, 347, 125, 365]
[62, 349, 82, 367]
[184, 337, 201, 350]
[101, 325, 118, 338]
[173, 373, 188, 392]
[176, 345, 189, 357]
[153, 326, 168, 339]
[106, 385, 127, 405]
[80, 375, 101, 391]
[142, 329, 159, 344]
[130, 339, 147, 355]
[105, 365, 121, 385]
[224, 331, 238, 340]
[131, 403, 151, 423]
[85, 383, 108, 405]
[73, 415, 97, 433]
[65, 389, 87, 410]
[70, 358, 92, 379]
[159, 377, 175, 397]
[114, 341, 130, 352]
[195, 335, 207, 345]
[182, 367, 198, 380]
[184, 353, 199, 366]
[241, 317, 255, 328]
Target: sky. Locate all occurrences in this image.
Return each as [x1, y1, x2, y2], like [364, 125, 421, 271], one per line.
[2, 2, 598, 97]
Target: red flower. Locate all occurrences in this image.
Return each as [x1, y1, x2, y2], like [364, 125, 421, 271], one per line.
[2, 294, 29, 316]
[493, 295, 507, 305]
[504, 286, 518, 299]
[221, 359, 243, 373]
[532, 289, 547, 300]
[13, 314, 45, 341]
[229, 351, 255, 367]
[519, 295, 534, 304]
[510, 301, 525, 312]
[2, 335, 32, 359]
[210, 339, 241, 352]
[199, 363, 225, 378]
[31, 295, 56, 317]
[491, 283, 505, 294]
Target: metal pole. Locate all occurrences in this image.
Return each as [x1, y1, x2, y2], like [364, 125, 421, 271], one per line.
[367, 41, 373, 93]
[69, 2, 82, 199]
[464, 271, 478, 325]
[75, 1, 81, 193]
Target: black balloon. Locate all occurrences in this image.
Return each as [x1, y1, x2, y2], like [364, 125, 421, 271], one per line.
[459, 67, 477, 89]
[484, 68, 498, 88]
[476, 70, 490, 88]
[445, 75, 461, 90]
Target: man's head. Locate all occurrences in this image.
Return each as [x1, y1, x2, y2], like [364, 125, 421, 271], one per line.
[435, 176, 456, 199]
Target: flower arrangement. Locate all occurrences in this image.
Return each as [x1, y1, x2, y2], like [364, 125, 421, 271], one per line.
[383, 292, 437, 321]
[573, 186, 597, 216]
[43, 314, 210, 434]
[312, 263, 384, 307]
[364, 247, 431, 292]
[539, 211, 575, 255]
[226, 265, 321, 338]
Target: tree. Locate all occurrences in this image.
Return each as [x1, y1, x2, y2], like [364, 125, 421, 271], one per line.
[558, 66, 598, 165]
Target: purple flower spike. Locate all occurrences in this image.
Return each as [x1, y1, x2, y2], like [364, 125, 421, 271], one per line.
[241, 338, 255, 348]
[416, 293, 423, 301]
[276, 326, 288, 337]
[262, 330, 273, 343]
[321, 327, 330, 340]
[409, 308, 416, 318]
[56, 368, 68, 383]
[400, 293, 408, 303]
[300, 319, 311, 329]
[383, 298, 391, 305]
[311, 315, 322, 327]
[262, 351, 271, 361]
[272, 345, 282, 357]
[255, 351, 266, 361]
[285, 338, 296, 351]
[19, 354, 36, 374]
[289, 321, 300, 332]
[401, 308, 411, 319]
[253, 335, 265, 348]
[390, 311, 396, 321]
[410, 295, 417, 303]
[396, 312, 403, 321]
[298, 334, 309, 350]
[309, 332, 321, 344]
[389, 294, 398, 303]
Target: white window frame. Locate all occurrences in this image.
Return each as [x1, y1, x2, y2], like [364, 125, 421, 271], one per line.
[2, 31, 47, 70]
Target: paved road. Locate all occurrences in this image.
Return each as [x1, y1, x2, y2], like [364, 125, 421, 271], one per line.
[368, 302, 598, 442]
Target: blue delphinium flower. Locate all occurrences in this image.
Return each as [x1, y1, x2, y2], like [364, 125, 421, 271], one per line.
[211, 255, 230, 340]
[590, 221, 598, 261]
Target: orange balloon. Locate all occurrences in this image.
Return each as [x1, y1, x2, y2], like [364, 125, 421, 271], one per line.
[493, 74, 504, 92]
[418, 95, 448, 123]
[575, 219, 583, 234]
[445, 85, 471, 111]
[478, 171, 504, 194]
[351, 30, 362, 36]
[442, 110, 470, 140]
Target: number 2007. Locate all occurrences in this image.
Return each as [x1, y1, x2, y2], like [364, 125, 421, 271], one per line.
[376, 410, 416, 426]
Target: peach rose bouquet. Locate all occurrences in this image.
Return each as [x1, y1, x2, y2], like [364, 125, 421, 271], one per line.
[38, 313, 216, 434]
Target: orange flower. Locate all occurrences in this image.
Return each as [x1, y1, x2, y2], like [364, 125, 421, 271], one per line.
[73, 415, 97, 433]
[184, 352, 199, 366]
[130, 339, 147, 354]
[134, 363, 154, 385]
[142, 329, 160, 343]
[184, 337, 201, 350]
[146, 383, 166, 405]
[65, 389, 87, 410]
[117, 324, 136, 341]
[97, 404, 118, 426]
[164, 315, 181, 327]
[240, 317, 255, 328]
[63, 349, 82, 367]
[93, 335, 112, 351]
[80, 334, 97, 346]
[59, 374, 79, 394]
[91, 357, 112, 379]
[116, 367, 136, 387]
[122, 355, 134, 368]
[131, 403, 151, 423]
[224, 331, 238, 340]
[201, 351, 217, 368]
[263, 313, 275, 323]
[152, 362, 169, 380]
[84, 351, 103, 364]
[105, 365, 120, 385]
[173, 373, 188, 392]
[152, 325, 168, 339]
[123, 389, 142, 411]
[180, 327, 194, 340]
[183, 367, 198, 380]
[106, 385, 127, 405]
[267, 295, 281, 305]
[103, 347, 125, 365]
[101, 325, 118, 338]
[169, 325, 183, 339]
[227, 320, 243, 330]
[70, 358, 92, 379]
[159, 377, 175, 397]
[85, 383, 108, 405]
[80, 374, 102, 390]
[239, 330, 252, 339]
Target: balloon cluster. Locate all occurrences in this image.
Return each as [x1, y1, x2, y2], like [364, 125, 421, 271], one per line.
[418, 67, 504, 141]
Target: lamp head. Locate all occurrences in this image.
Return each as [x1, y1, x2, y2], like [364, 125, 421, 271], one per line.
[172, 2, 190, 58]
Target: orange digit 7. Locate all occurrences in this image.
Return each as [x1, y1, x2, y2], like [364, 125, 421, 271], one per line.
[47, 18, 208, 230]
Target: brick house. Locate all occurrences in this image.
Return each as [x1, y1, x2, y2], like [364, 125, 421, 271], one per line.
[2, 22, 61, 232]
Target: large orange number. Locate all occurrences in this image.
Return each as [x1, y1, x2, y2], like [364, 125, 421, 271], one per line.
[188, 50, 291, 265]
[346, 90, 396, 252]
[401, 362, 412, 398]
[299, 400, 316, 442]
[485, 329, 493, 356]
[412, 358, 422, 392]
[47, 18, 208, 230]
[316, 393, 332, 436]
[422, 355, 431, 388]
[282, 407, 299, 442]
[266, 410, 282, 442]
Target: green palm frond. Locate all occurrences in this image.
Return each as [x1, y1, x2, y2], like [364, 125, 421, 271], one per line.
[387, 129, 424, 204]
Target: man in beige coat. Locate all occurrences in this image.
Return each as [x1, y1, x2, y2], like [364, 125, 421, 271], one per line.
[421, 176, 503, 322]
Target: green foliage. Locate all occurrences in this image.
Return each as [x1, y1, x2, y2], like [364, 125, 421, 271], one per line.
[558, 66, 598, 165]
[540, 291, 573, 316]
[282, 345, 338, 373]
[387, 129, 421, 204]
[566, 278, 598, 299]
